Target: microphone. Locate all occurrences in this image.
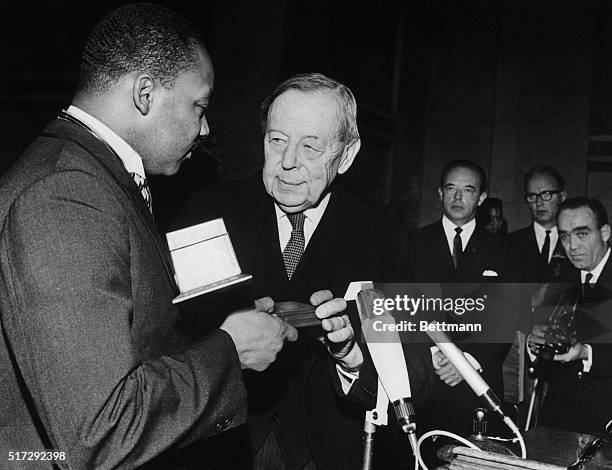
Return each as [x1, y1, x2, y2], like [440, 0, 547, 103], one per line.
[357, 288, 416, 435]
[424, 321, 504, 419]
[426, 321, 528, 459]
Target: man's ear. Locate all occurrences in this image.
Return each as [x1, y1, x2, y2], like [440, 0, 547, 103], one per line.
[560, 190, 567, 202]
[337, 139, 361, 175]
[477, 191, 488, 206]
[132, 73, 156, 116]
[601, 223, 611, 244]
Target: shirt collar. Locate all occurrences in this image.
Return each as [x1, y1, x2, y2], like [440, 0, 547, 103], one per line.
[533, 222, 557, 238]
[441, 215, 476, 254]
[66, 105, 146, 179]
[442, 215, 476, 238]
[274, 191, 331, 227]
[581, 247, 611, 284]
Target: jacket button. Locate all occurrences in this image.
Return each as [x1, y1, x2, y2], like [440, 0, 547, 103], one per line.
[364, 387, 374, 397]
[215, 416, 233, 433]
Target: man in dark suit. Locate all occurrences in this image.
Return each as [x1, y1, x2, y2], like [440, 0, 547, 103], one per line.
[0, 5, 360, 469]
[507, 164, 568, 283]
[527, 197, 612, 434]
[407, 160, 510, 438]
[175, 73, 434, 469]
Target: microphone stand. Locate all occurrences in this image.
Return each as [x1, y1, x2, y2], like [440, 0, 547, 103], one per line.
[362, 378, 389, 470]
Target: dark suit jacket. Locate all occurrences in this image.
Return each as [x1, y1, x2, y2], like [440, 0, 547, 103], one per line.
[407, 220, 507, 285]
[174, 177, 434, 469]
[507, 224, 567, 283]
[0, 117, 246, 469]
[537, 258, 612, 434]
[406, 220, 510, 436]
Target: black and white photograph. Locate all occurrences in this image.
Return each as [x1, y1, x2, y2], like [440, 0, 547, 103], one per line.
[1, 1, 612, 469]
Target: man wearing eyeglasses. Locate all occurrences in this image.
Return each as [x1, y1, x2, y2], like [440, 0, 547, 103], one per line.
[508, 164, 569, 283]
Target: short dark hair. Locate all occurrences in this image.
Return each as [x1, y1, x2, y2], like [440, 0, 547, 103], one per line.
[481, 197, 503, 214]
[260, 73, 359, 144]
[523, 164, 565, 192]
[439, 159, 488, 193]
[77, 3, 203, 94]
[558, 197, 609, 228]
[476, 197, 503, 224]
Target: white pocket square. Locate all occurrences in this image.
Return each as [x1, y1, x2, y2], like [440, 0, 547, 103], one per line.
[482, 270, 498, 277]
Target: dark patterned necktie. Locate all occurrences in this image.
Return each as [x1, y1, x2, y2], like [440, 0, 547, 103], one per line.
[452, 226, 463, 269]
[541, 229, 551, 263]
[283, 212, 305, 280]
[130, 172, 153, 214]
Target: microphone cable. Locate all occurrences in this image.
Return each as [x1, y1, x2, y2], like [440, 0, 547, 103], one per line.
[413, 423, 526, 470]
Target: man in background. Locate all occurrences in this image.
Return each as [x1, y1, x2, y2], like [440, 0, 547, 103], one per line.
[527, 197, 612, 434]
[407, 159, 510, 437]
[508, 164, 569, 283]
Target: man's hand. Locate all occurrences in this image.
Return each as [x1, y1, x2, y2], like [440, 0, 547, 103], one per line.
[527, 324, 548, 356]
[220, 297, 298, 371]
[312, 290, 363, 373]
[433, 350, 464, 387]
[554, 342, 589, 363]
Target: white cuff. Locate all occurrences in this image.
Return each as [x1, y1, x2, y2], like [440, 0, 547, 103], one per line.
[526, 344, 537, 363]
[336, 364, 359, 394]
[463, 352, 483, 372]
[582, 344, 593, 373]
[430, 345, 441, 367]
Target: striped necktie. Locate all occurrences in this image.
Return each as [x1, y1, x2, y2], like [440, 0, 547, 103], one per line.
[130, 172, 153, 214]
[283, 212, 305, 280]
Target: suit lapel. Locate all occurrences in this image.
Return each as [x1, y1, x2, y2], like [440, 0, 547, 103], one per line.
[250, 196, 289, 298]
[527, 225, 540, 257]
[432, 220, 455, 273]
[292, 189, 366, 295]
[449, 221, 488, 281]
[600, 256, 612, 282]
[294, 191, 345, 284]
[459, 224, 501, 280]
[591, 254, 612, 300]
[42, 118, 178, 294]
[263, 200, 287, 280]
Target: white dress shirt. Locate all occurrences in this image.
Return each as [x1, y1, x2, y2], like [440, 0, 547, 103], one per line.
[441, 215, 476, 254]
[533, 222, 558, 262]
[274, 192, 331, 251]
[581, 247, 610, 285]
[65, 105, 149, 205]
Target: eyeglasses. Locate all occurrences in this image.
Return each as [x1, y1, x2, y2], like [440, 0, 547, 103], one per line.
[524, 190, 562, 203]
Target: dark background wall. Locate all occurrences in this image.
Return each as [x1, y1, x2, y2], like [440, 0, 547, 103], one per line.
[2, 0, 612, 233]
